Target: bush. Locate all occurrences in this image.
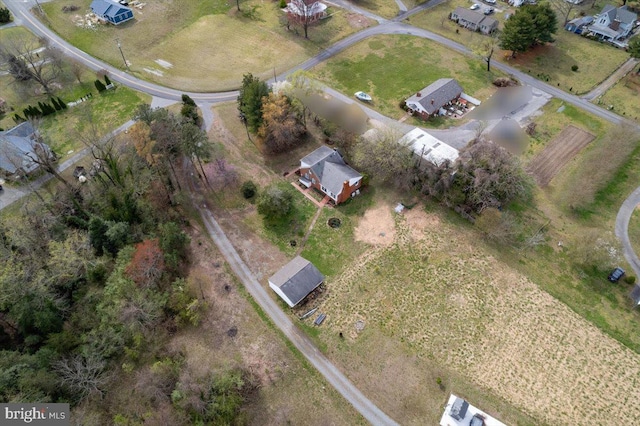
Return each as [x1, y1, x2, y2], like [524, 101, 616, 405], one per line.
[181, 94, 196, 107]
[624, 275, 636, 285]
[257, 184, 293, 220]
[0, 7, 11, 23]
[241, 180, 258, 199]
[279, 0, 287, 7]
[571, 64, 579, 72]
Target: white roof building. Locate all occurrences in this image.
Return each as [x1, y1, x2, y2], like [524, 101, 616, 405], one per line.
[440, 394, 508, 426]
[401, 128, 459, 167]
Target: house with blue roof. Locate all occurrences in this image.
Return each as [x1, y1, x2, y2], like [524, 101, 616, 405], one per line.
[91, 0, 134, 25]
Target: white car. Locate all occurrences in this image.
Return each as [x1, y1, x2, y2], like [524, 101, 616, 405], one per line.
[484, 0, 496, 4]
[470, 3, 481, 9]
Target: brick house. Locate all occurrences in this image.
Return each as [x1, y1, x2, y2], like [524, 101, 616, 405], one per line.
[299, 146, 362, 205]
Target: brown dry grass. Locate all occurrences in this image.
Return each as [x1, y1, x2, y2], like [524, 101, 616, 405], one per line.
[164, 223, 365, 425]
[316, 204, 640, 425]
[526, 125, 595, 187]
[353, 201, 396, 246]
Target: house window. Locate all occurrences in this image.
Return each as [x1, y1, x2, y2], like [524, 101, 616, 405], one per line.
[321, 185, 327, 193]
[312, 178, 316, 184]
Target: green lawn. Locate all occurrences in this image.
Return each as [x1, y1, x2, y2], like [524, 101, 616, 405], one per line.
[598, 71, 640, 123]
[40, 84, 149, 157]
[42, 0, 372, 91]
[242, 182, 318, 256]
[406, 0, 629, 95]
[313, 34, 501, 121]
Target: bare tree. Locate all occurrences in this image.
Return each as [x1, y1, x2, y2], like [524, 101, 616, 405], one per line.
[285, 0, 324, 39]
[473, 33, 500, 72]
[53, 353, 110, 401]
[69, 59, 84, 84]
[549, 0, 576, 26]
[0, 34, 64, 95]
[353, 126, 415, 190]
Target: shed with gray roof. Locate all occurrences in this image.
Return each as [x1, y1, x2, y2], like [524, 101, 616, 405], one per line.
[269, 256, 325, 307]
[405, 78, 463, 119]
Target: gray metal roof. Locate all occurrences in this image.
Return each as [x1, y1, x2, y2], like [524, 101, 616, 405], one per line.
[269, 256, 324, 306]
[301, 145, 335, 167]
[405, 78, 463, 115]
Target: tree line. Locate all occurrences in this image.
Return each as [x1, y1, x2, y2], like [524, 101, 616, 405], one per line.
[0, 103, 255, 423]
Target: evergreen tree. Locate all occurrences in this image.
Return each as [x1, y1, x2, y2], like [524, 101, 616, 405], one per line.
[104, 74, 112, 86]
[237, 73, 270, 133]
[51, 97, 61, 111]
[57, 97, 67, 109]
[500, 4, 557, 57]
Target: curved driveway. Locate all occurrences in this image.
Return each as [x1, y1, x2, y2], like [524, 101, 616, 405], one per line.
[615, 188, 640, 279]
[4, 0, 640, 422]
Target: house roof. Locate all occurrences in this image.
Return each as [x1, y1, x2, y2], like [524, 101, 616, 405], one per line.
[597, 4, 636, 24]
[401, 128, 459, 167]
[450, 398, 469, 421]
[269, 256, 324, 306]
[301, 146, 362, 198]
[452, 7, 498, 28]
[567, 16, 593, 27]
[286, 1, 327, 17]
[405, 78, 464, 115]
[0, 123, 40, 175]
[91, 0, 132, 17]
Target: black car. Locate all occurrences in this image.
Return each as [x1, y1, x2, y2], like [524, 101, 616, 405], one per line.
[608, 267, 625, 282]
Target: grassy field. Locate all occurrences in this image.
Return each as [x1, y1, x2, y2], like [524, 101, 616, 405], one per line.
[598, 71, 640, 123]
[406, 0, 630, 95]
[310, 201, 640, 425]
[313, 34, 502, 122]
[42, 0, 373, 91]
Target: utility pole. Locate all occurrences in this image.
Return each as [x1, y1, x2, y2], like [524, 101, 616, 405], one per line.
[115, 38, 129, 71]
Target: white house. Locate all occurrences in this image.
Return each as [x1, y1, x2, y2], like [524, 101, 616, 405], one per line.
[400, 128, 459, 167]
[440, 394, 507, 426]
[588, 4, 637, 41]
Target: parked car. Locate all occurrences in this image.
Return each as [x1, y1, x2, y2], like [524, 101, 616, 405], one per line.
[470, 3, 481, 9]
[608, 267, 625, 283]
[484, 7, 495, 14]
[484, 0, 496, 4]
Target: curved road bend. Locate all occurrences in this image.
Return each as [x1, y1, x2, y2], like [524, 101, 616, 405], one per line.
[5, 0, 640, 420]
[195, 201, 399, 426]
[5, 0, 638, 129]
[615, 187, 640, 278]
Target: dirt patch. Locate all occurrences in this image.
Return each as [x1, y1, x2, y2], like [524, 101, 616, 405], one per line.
[354, 203, 396, 246]
[526, 125, 595, 187]
[345, 12, 375, 29]
[403, 207, 441, 241]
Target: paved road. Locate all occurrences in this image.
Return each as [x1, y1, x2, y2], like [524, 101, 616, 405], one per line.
[615, 187, 640, 279]
[5, 0, 636, 129]
[3, 0, 639, 422]
[582, 58, 639, 102]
